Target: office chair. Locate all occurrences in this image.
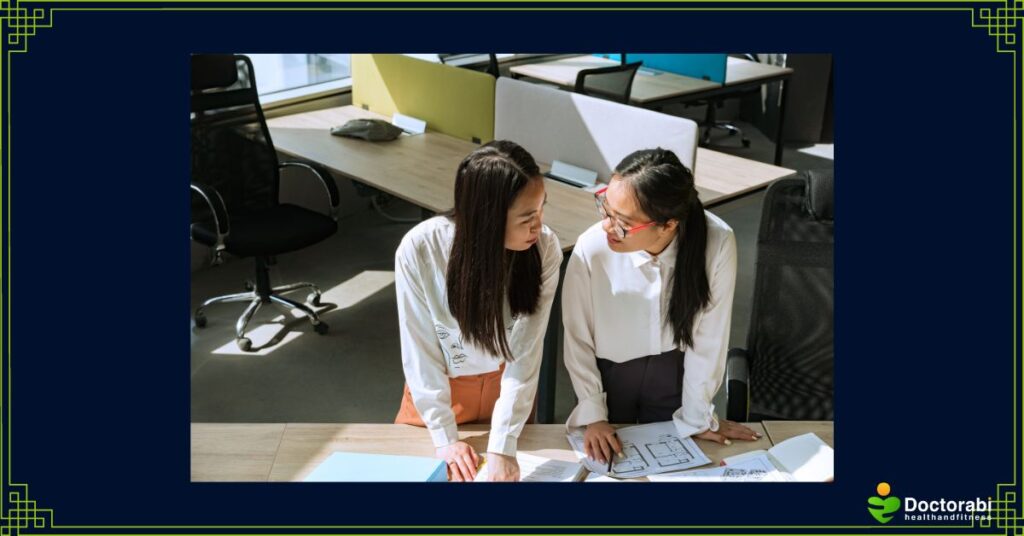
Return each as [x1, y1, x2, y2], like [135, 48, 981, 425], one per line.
[438, 53, 500, 78]
[725, 170, 834, 421]
[484, 53, 500, 78]
[190, 54, 341, 351]
[573, 61, 643, 104]
[698, 53, 760, 148]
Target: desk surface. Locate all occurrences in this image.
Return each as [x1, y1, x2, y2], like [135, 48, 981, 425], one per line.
[191, 421, 831, 482]
[267, 106, 793, 251]
[510, 55, 793, 105]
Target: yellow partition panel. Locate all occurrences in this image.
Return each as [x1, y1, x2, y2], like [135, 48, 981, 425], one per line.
[352, 54, 495, 143]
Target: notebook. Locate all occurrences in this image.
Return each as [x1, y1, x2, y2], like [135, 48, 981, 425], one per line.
[303, 451, 447, 482]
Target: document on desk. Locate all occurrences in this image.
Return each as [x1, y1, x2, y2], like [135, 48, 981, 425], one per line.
[647, 453, 793, 482]
[474, 452, 587, 482]
[567, 421, 711, 478]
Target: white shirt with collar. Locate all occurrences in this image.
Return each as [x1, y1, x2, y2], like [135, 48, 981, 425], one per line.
[395, 216, 563, 456]
[562, 212, 737, 438]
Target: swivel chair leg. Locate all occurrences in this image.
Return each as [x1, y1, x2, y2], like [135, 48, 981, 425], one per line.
[194, 291, 256, 328]
[270, 295, 329, 335]
[271, 281, 323, 306]
[234, 298, 264, 352]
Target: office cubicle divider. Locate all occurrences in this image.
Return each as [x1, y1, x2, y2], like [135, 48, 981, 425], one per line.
[352, 54, 495, 143]
[494, 77, 699, 183]
[596, 53, 728, 84]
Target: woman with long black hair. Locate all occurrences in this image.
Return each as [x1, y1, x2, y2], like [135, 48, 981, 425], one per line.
[394, 140, 562, 481]
[563, 148, 760, 465]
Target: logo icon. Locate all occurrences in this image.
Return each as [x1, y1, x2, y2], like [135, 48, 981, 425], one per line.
[868, 482, 901, 524]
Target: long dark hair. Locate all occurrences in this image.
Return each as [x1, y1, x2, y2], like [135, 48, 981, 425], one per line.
[446, 140, 543, 360]
[615, 148, 709, 348]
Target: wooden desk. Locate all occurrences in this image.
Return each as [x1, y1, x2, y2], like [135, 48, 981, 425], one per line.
[762, 420, 835, 448]
[191, 422, 782, 482]
[266, 105, 795, 246]
[510, 55, 794, 165]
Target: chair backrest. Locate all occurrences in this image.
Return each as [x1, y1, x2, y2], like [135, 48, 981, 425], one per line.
[574, 61, 642, 104]
[191, 54, 280, 218]
[747, 170, 834, 420]
[438, 53, 499, 78]
[485, 53, 500, 78]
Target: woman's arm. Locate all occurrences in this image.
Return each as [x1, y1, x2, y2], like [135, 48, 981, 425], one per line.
[673, 228, 738, 439]
[487, 231, 563, 461]
[562, 244, 608, 428]
[395, 238, 459, 449]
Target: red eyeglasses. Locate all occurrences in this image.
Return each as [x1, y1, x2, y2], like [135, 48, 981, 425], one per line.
[594, 187, 658, 240]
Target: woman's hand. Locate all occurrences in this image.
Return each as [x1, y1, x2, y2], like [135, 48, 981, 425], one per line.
[694, 419, 762, 445]
[485, 453, 520, 482]
[436, 441, 480, 482]
[583, 421, 623, 465]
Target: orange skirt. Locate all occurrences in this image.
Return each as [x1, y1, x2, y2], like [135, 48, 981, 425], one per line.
[395, 365, 505, 426]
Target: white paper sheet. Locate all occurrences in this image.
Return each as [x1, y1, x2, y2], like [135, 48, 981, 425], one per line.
[647, 453, 793, 482]
[567, 421, 711, 478]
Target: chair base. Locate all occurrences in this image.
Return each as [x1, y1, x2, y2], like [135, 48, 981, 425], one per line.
[193, 256, 328, 351]
[700, 101, 751, 148]
[701, 121, 751, 148]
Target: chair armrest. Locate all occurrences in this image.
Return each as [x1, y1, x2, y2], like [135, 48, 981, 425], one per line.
[279, 161, 340, 220]
[190, 180, 230, 264]
[725, 348, 750, 422]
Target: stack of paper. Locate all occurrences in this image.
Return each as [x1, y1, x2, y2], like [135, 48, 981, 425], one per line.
[648, 432, 833, 482]
[475, 452, 587, 482]
[647, 454, 792, 482]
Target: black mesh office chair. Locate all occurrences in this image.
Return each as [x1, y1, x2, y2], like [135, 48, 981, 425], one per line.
[574, 61, 643, 104]
[190, 54, 340, 351]
[725, 170, 834, 421]
[438, 53, 500, 78]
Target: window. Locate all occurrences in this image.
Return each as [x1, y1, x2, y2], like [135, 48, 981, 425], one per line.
[245, 54, 352, 102]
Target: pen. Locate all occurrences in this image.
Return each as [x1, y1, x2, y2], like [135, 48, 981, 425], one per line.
[607, 432, 620, 474]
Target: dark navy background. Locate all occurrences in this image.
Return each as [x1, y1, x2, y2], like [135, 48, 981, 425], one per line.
[5, 5, 1018, 529]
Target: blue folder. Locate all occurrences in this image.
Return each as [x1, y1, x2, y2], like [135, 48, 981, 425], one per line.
[304, 451, 447, 482]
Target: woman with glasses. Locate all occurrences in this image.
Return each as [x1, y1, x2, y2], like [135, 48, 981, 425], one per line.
[393, 140, 562, 482]
[562, 148, 760, 466]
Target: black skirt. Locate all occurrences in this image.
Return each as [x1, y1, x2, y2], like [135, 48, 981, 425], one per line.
[596, 349, 685, 424]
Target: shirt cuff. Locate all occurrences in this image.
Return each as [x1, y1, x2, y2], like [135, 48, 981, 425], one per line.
[566, 392, 608, 428]
[673, 403, 720, 437]
[428, 423, 459, 448]
[487, 433, 518, 456]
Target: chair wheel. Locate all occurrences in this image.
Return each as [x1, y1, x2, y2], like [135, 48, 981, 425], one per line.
[314, 322, 329, 335]
[742, 139, 751, 148]
[195, 315, 207, 328]
[237, 338, 253, 351]
[308, 292, 322, 307]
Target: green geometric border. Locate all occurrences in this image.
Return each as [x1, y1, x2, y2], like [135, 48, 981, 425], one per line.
[0, 0, 1021, 533]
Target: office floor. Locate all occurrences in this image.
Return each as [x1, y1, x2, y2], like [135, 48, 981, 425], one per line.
[190, 121, 834, 424]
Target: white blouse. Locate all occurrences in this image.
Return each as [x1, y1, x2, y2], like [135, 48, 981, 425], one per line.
[562, 212, 737, 438]
[395, 216, 563, 456]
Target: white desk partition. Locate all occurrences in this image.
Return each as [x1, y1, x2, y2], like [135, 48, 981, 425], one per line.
[494, 77, 698, 183]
